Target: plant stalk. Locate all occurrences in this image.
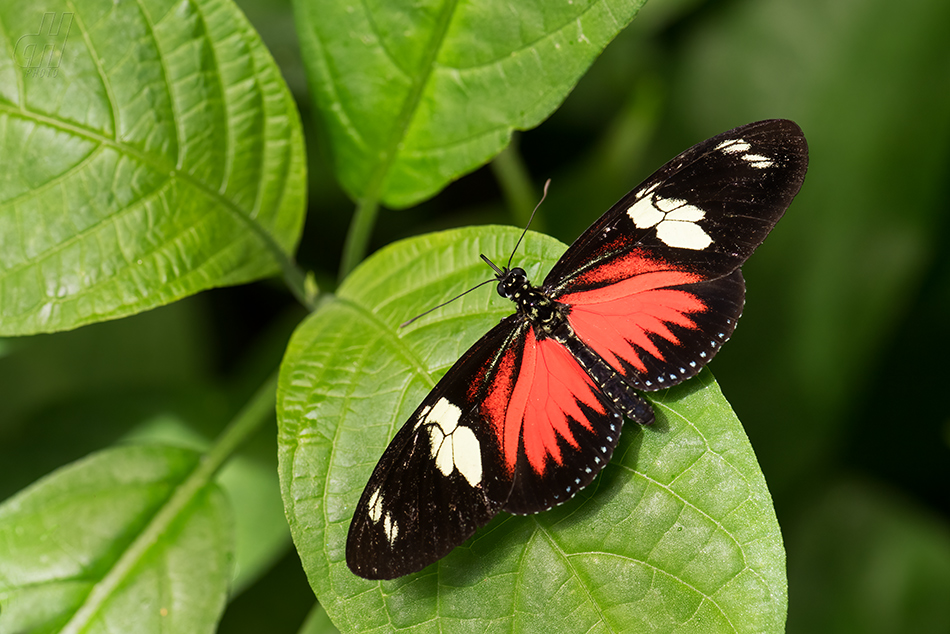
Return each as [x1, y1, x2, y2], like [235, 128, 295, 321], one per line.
[339, 195, 380, 281]
[60, 370, 280, 633]
[491, 136, 541, 231]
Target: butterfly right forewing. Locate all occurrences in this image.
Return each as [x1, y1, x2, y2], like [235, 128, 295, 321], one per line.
[545, 119, 808, 291]
[545, 120, 807, 390]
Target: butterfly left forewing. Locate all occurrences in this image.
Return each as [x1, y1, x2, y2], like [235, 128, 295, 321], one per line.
[345, 318, 520, 580]
[347, 314, 632, 577]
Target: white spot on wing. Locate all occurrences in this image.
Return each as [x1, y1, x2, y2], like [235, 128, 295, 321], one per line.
[628, 196, 664, 228]
[413, 404, 432, 430]
[429, 398, 461, 434]
[383, 512, 398, 544]
[452, 426, 482, 487]
[634, 182, 660, 200]
[716, 138, 774, 168]
[628, 195, 712, 250]
[664, 204, 705, 223]
[656, 219, 713, 250]
[421, 397, 483, 486]
[368, 488, 383, 523]
[434, 429, 454, 476]
[716, 138, 751, 154]
[743, 153, 774, 169]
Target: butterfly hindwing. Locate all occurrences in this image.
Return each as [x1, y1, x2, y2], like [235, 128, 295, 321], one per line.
[472, 322, 626, 515]
[558, 267, 747, 390]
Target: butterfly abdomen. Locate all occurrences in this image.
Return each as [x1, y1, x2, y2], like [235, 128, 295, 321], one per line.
[556, 331, 655, 426]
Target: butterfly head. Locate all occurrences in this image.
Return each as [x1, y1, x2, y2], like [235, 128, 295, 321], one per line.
[496, 267, 528, 299]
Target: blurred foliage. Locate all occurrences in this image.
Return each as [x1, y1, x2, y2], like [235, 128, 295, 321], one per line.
[1, 0, 948, 631]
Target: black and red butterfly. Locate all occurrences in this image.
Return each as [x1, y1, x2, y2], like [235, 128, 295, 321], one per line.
[346, 119, 808, 580]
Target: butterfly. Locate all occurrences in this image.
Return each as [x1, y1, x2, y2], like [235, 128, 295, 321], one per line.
[346, 119, 808, 580]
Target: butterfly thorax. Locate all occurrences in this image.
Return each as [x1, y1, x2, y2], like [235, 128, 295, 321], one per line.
[496, 266, 654, 425]
[496, 267, 570, 340]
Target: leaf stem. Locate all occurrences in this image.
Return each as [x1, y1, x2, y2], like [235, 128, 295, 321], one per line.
[202, 370, 280, 474]
[339, 195, 380, 281]
[337, 2, 459, 281]
[60, 371, 280, 633]
[280, 254, 319, 311]
[491, 137, 541, 231]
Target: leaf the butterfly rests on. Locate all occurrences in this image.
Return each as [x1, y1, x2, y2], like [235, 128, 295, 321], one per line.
[346, 119, 808, 580]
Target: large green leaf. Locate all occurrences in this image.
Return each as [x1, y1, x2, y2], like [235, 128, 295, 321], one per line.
[0, 445, 231, 634]
[0, 0, 306, 336]
[278, 226, 785, 632]
[294, 0, 648, 208]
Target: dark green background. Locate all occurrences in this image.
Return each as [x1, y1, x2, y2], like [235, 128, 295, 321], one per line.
[2, 0, 948, 631]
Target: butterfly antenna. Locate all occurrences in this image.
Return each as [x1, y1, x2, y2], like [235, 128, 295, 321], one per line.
[402, 180, 551, 329]
[400, 277, 498, 328]
[480, 253, 504, 276]
[507, 179, 551, 270]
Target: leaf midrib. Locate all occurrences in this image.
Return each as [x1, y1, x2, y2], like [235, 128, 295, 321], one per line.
[526, 497, 739, 633]
[59, 372, 278, 633]
[355, 0, 460, 205]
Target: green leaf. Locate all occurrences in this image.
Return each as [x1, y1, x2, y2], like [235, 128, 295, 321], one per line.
[277, 226, 785, 632]
[0, 0, 306, 336]
[294, 0, 648, 209]
[0, 445, 231, 634]
[0, 299, 213, 500]
[217, 443, 291, 594]
[123, 412, 291, 595]
[298, 603, 341, 634]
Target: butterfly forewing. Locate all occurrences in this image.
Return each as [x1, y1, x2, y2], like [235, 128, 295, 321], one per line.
[547, 120, 806, 390]
[347, 314, 628, 578]
[545, 119, 808, 290]
[346, 119, 808, 580]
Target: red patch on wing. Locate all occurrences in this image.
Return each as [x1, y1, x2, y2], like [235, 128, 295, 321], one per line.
[479, 345, 516, 418]
[483, 329, 606, 475]
[562, 270, 706, 373]
[573, 248, 677, 286]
